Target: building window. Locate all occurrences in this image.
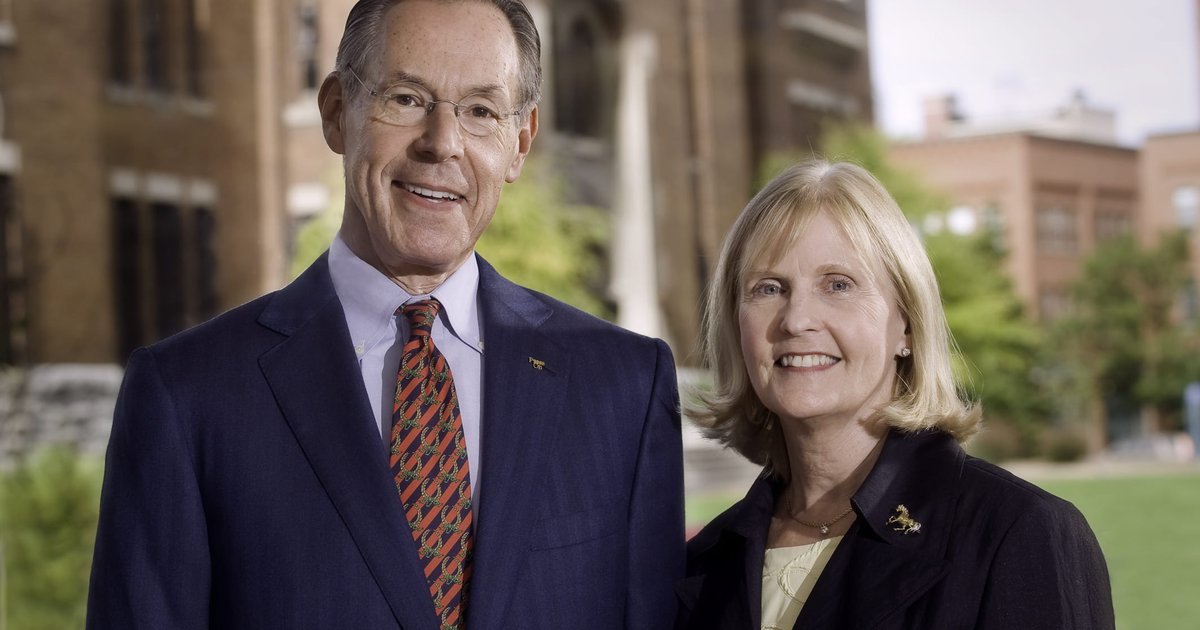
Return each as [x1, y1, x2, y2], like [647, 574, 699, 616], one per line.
[297, 1, 321, 93]
[554, 16, 603, 137]
[184, 0, 208, 98]
[1035, 191, 1078, 255]
[0, 0, 16, 45]
[1175, 185, 1200, 230]
[152, 202, 185, 338]
[946, 205, 977, 235]
[109, 0, 133, 86]
[142, 0, 170, 92]
[1094, 190, 1132, 242]
[1038, 285, 1070, 321]
[0, 174, 13, 364]
[112, 197, 143, 362]
[193, 206, 217, 320]
[1094, 211, 1131, 242]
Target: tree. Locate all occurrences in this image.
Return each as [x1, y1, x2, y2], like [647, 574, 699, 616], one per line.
[475, 154, 611, 318]
[0, 446, 103, 630]
[756, 122, 1051, 455]
[288, 157, 611, 319]
[1057, 230, 1200, 432]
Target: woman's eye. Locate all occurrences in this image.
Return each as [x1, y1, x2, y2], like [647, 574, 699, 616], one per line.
[828, 277, 854, 292]
[751, 281, 783, 297]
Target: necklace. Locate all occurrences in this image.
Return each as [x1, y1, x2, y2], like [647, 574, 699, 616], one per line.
[791, 505, 854, 536]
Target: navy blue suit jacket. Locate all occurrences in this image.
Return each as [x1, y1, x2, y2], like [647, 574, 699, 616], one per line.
[87, 254, 684, 629]
[676, 429, 1114, 629]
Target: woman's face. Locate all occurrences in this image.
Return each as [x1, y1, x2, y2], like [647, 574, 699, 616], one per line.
[738, 211, 909, 427]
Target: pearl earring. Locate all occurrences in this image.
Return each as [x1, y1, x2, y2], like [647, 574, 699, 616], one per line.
[899, 348, 912, 358]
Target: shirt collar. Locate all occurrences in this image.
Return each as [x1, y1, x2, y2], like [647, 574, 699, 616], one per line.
[328, 234, 482, 355]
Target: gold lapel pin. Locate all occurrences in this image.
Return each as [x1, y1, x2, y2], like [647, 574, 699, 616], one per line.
[886, 504, 922, 535]
[528, 357, 546, 370]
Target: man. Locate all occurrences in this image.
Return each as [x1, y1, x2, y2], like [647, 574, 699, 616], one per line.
[86, 1, 684, 628]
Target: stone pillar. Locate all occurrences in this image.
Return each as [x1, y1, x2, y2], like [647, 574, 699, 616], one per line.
[610, 31, 664, 340]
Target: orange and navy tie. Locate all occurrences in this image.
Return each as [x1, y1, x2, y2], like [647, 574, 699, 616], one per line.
[390, 298, 473, 630]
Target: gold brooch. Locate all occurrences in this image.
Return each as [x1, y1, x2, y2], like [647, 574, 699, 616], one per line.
[886, 504, 922, 535]
[528, 357, 546, 370]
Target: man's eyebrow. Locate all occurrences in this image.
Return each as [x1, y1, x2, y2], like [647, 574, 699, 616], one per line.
[380, 71, 510, 99]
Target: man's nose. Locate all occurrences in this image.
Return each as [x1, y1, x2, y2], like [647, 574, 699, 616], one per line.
[414, 102, 464, 161]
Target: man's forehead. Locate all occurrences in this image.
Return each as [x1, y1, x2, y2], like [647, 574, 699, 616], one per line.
[375, 0, 520, 93]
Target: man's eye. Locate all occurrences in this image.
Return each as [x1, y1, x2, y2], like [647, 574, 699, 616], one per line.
[390, 94, 422, 108]
[466, 104, 499, 120]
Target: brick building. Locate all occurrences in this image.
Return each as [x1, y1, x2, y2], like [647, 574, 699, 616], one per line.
[0, 0, 873, 366]
[891, 93, 1140, 321]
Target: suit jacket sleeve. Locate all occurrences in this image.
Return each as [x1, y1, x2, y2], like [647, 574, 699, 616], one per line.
[977, 497, 1115, 630]
[624, 338, 685, 629]
[87, 348, 211, 629]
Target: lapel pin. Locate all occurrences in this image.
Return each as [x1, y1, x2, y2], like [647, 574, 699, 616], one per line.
[886, 504, 922, 535]
[528, 357, 546, 370]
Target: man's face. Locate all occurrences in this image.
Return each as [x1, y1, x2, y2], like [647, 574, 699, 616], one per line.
[321, 0, 536, 287]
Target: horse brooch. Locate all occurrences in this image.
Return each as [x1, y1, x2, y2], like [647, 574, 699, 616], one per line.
[886, 504, 922, 535]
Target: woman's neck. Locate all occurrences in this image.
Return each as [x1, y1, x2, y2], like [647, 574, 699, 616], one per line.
[779, 421, 887, 515]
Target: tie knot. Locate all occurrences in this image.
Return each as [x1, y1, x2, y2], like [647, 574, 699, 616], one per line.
[400, 298, 442, 334]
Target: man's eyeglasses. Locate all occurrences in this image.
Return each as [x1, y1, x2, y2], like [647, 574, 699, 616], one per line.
[344, 66, 522, 138]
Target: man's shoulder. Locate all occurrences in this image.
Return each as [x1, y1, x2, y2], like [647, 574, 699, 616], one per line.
[480, 261, 662, 350]
[140, 291, 281, 361]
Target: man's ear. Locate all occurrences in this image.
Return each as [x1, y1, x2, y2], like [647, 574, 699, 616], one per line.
[318, 72, 346, 155]
[505, 105, 539, 183]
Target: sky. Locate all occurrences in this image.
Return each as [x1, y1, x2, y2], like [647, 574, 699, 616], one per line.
[868, 0, 1200, 146]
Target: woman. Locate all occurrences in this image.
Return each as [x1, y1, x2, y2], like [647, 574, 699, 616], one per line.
[676, 159, 1114, 629]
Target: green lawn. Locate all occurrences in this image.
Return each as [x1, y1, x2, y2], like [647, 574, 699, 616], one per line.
[686, 470, 1200, 630]
[1040, 472, 1200, 630]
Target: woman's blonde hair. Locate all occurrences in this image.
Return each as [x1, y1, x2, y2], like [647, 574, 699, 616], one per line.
[690, 158, 980, 478]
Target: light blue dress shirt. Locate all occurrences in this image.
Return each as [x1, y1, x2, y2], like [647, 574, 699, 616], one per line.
[327, 235, 484, 497]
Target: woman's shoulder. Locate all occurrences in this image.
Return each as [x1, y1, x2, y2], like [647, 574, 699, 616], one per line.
[685, 475, 776, 568]
[954, 453, 1093, 535]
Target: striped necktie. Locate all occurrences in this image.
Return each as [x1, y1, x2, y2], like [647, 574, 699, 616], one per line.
[390, 298, 473, 630]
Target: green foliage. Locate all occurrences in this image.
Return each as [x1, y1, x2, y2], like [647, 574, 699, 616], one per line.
[290, 172, 345, 279]
[757, 121, 1050, 454]
[1057, 230, 1200, 429]
[0, 446, 103, 630]
[925, 230, 1051, 451]
[476, 155, 611, 318]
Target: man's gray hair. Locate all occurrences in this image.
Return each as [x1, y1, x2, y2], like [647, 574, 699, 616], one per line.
[334, 0, 543, 116]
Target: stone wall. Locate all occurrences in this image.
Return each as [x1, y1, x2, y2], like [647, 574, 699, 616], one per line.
[0, 365, 121, 468]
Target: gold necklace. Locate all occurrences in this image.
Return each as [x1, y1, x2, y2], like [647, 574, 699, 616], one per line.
[791, 505, 854, 536]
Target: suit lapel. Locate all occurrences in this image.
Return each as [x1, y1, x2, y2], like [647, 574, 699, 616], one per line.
[466, 258, 570, 629]
[257, 255, 440, 630]
[796, 430, 961, 629]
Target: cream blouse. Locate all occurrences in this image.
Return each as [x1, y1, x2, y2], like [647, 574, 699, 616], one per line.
[760, 536, 843, 630]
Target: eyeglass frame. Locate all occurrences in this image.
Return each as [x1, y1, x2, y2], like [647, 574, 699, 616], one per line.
[342, 65, 525, 137]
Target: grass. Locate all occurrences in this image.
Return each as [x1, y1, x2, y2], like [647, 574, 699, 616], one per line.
[1039, 472, 1200, 630]
[685, 470, 1200, 630]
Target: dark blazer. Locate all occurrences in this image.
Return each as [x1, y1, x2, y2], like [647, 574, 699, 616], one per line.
[676, 429, 1114, 629]
[87, 254, 684, 630]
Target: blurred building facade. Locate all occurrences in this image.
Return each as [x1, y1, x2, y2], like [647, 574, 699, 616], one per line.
[891, 93, 1139, 321]
[0, 0, 872, 367]
[892, 93, 1200, 447]
[0, 0, 346, 364]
